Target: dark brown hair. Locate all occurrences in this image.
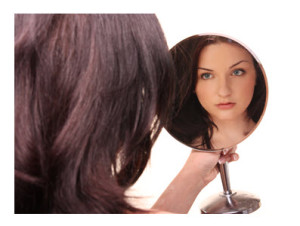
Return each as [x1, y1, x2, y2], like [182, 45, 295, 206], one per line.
[167, 35, 266, 149]
[15, 14, 175, 213]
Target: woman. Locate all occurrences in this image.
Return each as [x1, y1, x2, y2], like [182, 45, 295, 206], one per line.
[167, 35, 266, 150]
[15, 15, 238, 214]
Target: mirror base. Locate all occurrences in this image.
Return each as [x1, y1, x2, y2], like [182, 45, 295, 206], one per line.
[200, 190, 260, 214]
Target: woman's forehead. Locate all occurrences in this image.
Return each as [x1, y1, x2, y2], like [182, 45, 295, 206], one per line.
[198, 42, 253, 67]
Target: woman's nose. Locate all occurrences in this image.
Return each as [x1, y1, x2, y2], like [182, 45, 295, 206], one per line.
[217, 78, 232, 97]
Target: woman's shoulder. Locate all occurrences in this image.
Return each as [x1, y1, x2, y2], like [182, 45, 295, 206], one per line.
[148, 209, 173, 214]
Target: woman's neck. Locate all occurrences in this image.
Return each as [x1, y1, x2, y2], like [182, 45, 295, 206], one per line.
[211, 114, 256, 149]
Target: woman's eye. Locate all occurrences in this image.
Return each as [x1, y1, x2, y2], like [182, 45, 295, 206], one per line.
[232, 69, 245, 76]
[201, 73, 213, 80]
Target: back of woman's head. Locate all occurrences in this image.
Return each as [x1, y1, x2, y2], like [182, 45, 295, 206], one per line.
[15, 14, 174, 213]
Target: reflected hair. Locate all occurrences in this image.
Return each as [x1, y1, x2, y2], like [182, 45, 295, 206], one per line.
[15, 14, 175, 213]
[167, 35, 266, 149]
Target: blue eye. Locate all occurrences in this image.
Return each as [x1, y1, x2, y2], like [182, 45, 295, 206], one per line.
[232, 69, 245, 76]
[201, 73, 213, 80]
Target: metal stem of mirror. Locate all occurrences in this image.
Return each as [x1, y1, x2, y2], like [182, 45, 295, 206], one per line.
[219, 162, 232, 195]
[200, 160, 261, 214]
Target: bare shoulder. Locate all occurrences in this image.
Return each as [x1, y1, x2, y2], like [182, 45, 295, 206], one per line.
[148, 209, 174, 214]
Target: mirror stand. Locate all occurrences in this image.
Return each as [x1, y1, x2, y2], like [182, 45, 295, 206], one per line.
[200, 162, 261, 214]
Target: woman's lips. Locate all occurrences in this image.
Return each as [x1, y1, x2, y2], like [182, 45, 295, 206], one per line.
[216, 102, 236, 109]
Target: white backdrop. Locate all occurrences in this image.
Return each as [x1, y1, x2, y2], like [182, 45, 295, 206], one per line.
[127, 0, 300, 223]
[2, 0, 300, 225]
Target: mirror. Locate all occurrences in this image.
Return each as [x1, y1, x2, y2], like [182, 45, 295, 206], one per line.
[166, 34, 268, 213]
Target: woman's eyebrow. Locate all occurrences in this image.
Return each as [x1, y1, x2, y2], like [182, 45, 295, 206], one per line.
[197, 67, 213, 71]
[230, 60, 249, 68]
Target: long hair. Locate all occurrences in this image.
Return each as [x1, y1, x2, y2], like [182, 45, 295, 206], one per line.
[167, 35, 266, 150]
[15, 14, 175, 213]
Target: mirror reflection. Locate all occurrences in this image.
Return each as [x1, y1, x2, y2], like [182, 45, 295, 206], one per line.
[167, 34, 267, 150]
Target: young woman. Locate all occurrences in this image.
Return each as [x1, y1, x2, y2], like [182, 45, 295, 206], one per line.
[15, 15, 238, 214]
[167, 35, 266, 150]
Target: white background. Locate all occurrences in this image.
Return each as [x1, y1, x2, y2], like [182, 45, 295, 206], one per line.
[2, 0, 300, 225]
[130, 0, 300, 218]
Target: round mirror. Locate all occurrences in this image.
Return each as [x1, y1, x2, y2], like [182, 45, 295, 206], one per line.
[166, 33, 268, 214]
[166, 33, 267, 151]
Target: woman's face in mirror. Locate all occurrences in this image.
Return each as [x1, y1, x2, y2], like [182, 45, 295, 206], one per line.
[166, 34, 267, 151]
[195, 42, 257, 124]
